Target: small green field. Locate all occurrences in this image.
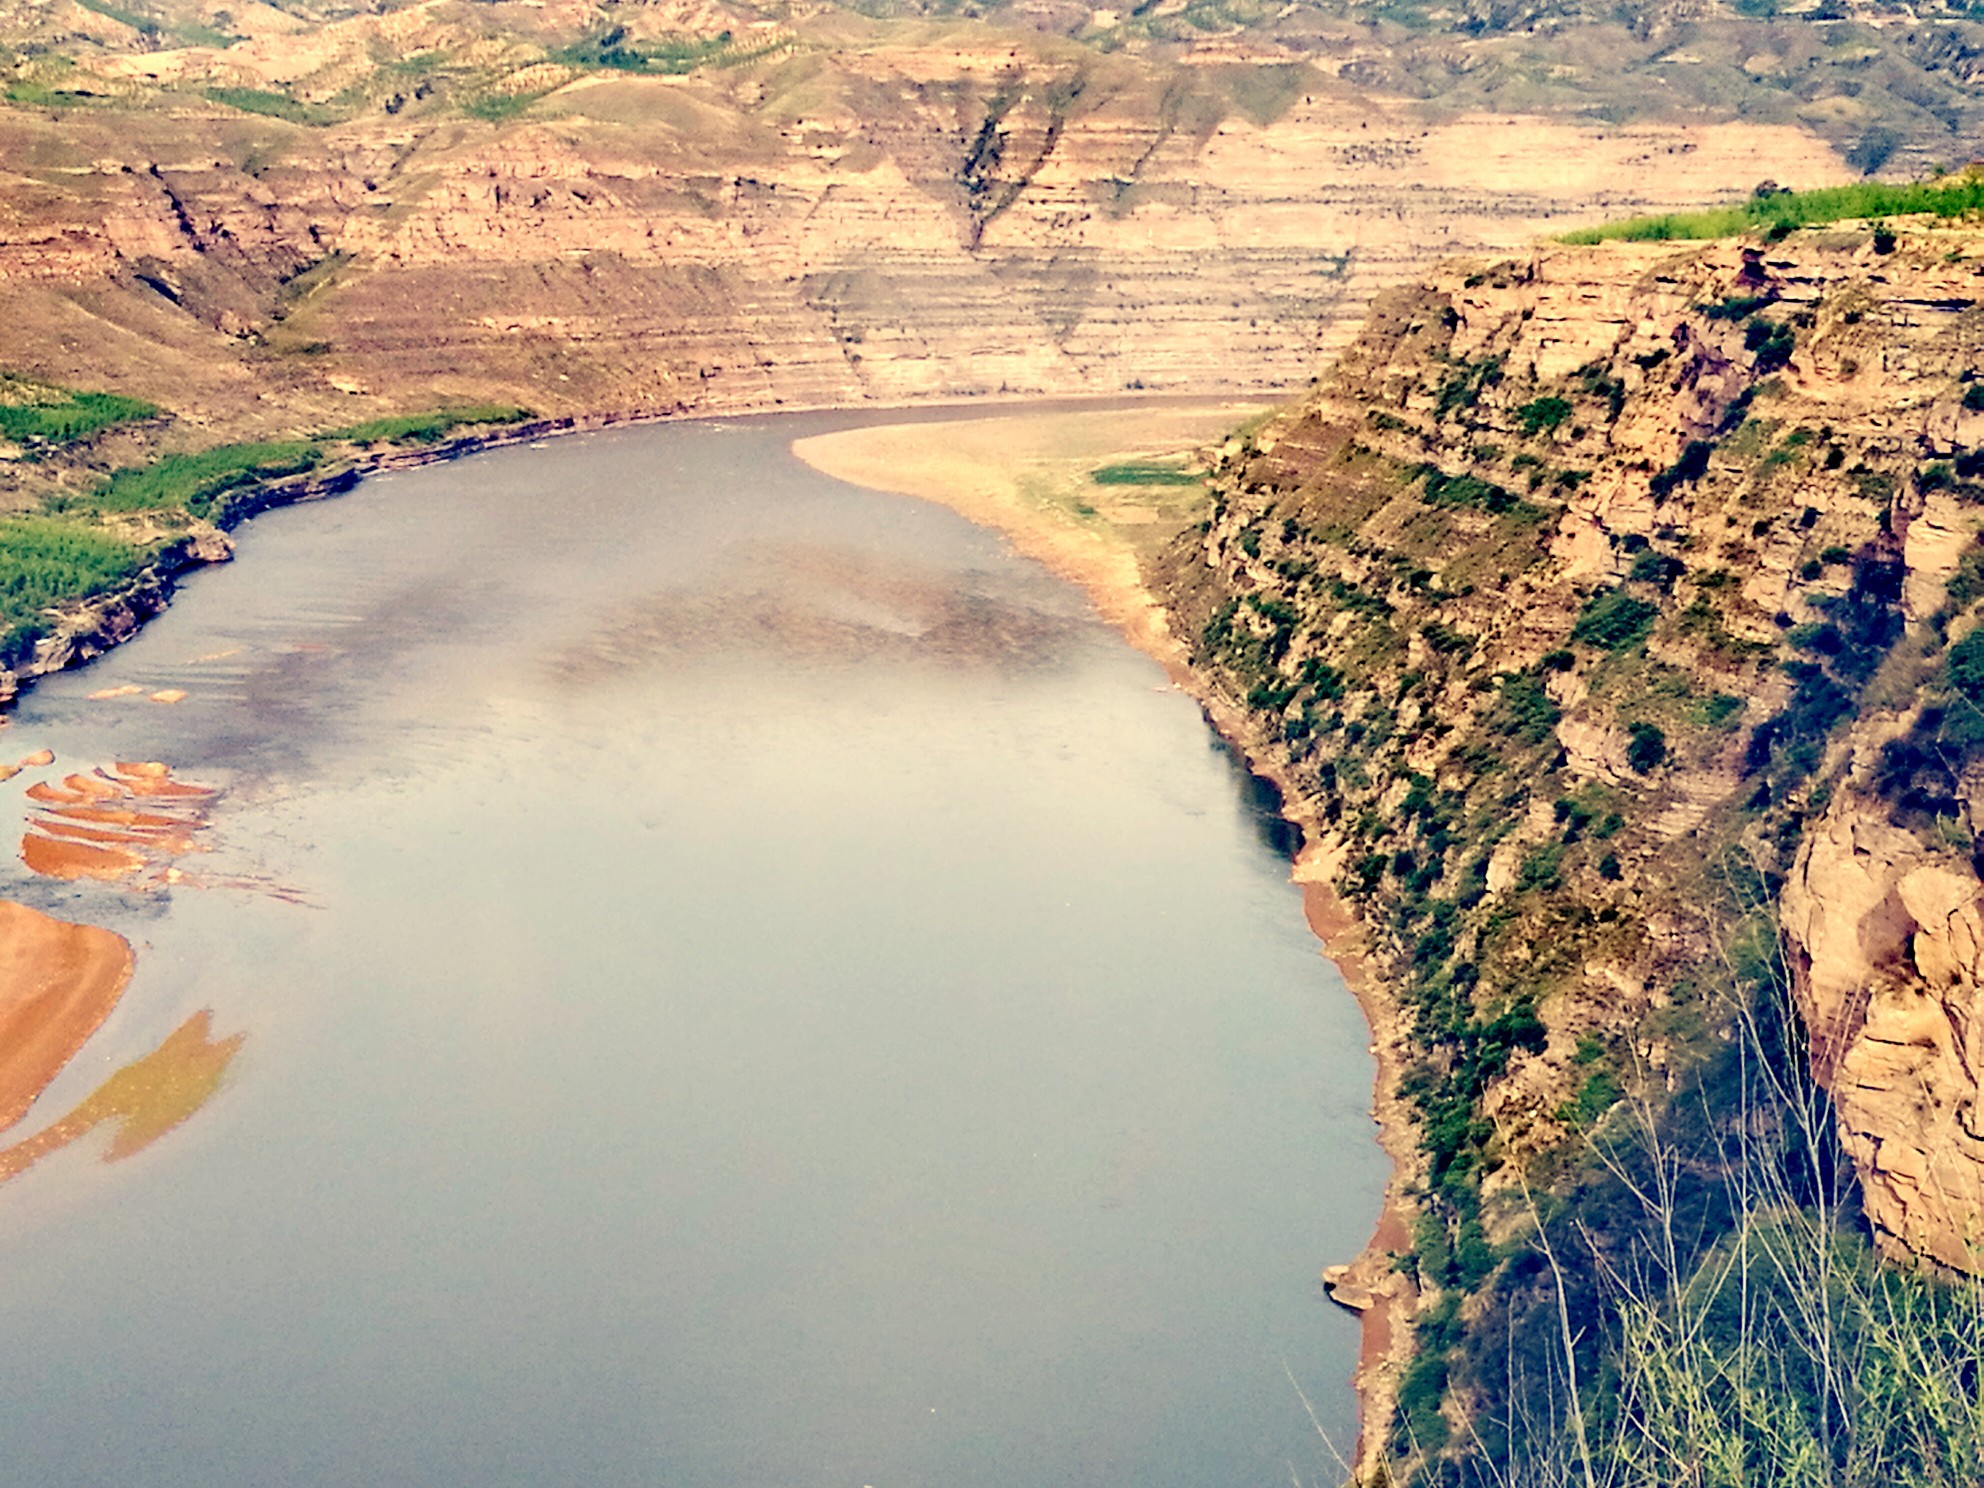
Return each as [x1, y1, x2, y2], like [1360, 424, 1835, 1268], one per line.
[0, 516, 150, 659]
[1089, 460, 1201, 486]
[1561, 175, 1984, 245]
[0, 376, 156, 447]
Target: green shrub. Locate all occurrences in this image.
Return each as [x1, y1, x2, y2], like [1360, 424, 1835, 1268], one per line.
[1626, 721, 1668, 773]
[1650, 440, 1713, 500]
[1572, 589, 1660, 652]
[1491, 670, 1562, 745]
[1516, 843, 1565, 892]
[1558, 1067, 1621, 1127]
[1418, 466, 1528, 515]
[1516, 396, 1572, 435]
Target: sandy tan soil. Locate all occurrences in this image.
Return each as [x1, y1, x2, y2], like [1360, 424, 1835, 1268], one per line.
[0, 899, 136, 1133]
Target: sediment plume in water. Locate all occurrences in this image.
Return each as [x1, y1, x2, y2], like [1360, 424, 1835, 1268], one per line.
[0, 1011, 245, 1183]
[0, 901, 135, 1133]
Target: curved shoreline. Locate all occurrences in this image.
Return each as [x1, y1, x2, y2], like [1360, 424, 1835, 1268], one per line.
[0, 390, 1253, 716]
[789, 407, 1413, 1466]
[2, 391, 1407, 1465]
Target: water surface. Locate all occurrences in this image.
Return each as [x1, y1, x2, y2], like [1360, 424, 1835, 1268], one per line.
[0, 414, 1385, 1487]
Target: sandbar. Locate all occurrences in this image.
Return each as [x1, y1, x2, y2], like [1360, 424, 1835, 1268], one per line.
[791, 402, 1265, 667]
[0, 900, 135, 1132]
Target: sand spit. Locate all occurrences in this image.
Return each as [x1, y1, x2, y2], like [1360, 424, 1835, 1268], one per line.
[792, 402, 1262, 669]
[0, 900, 135, 1134]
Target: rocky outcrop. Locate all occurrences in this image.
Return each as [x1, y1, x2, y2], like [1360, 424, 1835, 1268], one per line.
[1783, 794, 1984, 1273]
[1139, 218, 1984, 1468]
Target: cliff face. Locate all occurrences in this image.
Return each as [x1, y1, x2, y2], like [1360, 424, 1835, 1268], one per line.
[0, 0, 1852, 505]
[1148, 220, 1984, 1455]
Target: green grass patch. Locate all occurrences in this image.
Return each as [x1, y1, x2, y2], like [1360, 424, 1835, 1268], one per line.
[461, 91, 543, 122]
[204, 88, 339, 126]
[328, 405, 530, 446]
[1090, 461, 1201, 487]
[0, 379, 155, 447]
[0, 516, 148, 660]
[1560, 175, 1984, 245]
[84, 441, 323, 519]
[1516, 396, 1572, 436]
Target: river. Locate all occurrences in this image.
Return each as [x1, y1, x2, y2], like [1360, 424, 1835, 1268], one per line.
[0, 413, 1385, 1487]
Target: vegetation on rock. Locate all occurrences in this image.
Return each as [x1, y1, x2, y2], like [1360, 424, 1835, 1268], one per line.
[1562, 173, 1984, 245]
[1154, 224, 1984, 1483]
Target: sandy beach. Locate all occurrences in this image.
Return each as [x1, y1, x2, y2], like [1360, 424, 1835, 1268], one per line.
[792, 402, 1267, 670]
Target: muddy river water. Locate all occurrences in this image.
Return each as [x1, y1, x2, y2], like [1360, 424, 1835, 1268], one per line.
[0, 414, 1385, 1487]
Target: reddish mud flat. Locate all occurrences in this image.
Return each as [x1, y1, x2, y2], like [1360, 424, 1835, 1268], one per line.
[0, 901, 135, 1133]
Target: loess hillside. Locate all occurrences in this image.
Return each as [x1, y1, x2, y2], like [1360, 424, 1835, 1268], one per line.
[11, 0, 1978, 514]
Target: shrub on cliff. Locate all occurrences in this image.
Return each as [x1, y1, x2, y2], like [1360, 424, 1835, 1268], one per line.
[1571, 589, 1658, 653]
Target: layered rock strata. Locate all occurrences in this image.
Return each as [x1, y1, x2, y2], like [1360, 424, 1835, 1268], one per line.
[0, 40, 1845, 476]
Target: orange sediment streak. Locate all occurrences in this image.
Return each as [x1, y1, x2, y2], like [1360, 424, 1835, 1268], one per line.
[0, 901, 135, 1134]
[48, 805, 186, 829]
[19, 761, 218, 886]
[21, 833, 148, 881]
[117, 776, 213, 800]
[26, 781, 92, 805]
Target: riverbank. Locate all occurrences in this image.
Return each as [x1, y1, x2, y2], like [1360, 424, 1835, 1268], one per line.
[790, 402, 1415, 1467]
[2, 393, 1231, 714]
[0, 392, 1406, 1466]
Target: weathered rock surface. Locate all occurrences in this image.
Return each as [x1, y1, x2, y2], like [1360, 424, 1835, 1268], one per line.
[1783, 797, 1984, 1272]
[1140, 223, 1984, 1462]
[0, 17, 1848, 494]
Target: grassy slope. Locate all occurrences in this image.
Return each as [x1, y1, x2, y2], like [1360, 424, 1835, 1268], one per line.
[0, 398, 528, 664]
